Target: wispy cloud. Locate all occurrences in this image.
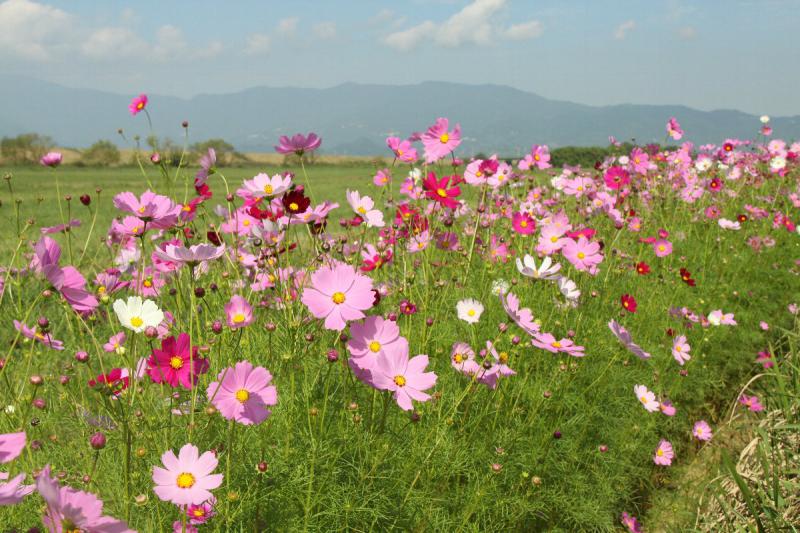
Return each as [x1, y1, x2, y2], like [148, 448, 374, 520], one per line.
[244, 33, 271, 56]
[613, 20, 636, 40]
[313, 21, 337, 40]
[277, 17, 299, 37]
[505, 20, 544, 41]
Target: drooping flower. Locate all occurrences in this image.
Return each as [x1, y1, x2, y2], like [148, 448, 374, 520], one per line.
[207, 361, 277, 425]
[634, 384, 659, 412]
[456, 298, 484, 324]
[672, 335, 691, 365]
[653, 439, 674, 466]
[129, 93, 148, 115]
[659, 399, 676, 417]
[370, 344, 437, 411]
[500, 292, 539, 336]
[301, 262, 375, 331]
[225, 295, 254, 329]
[516, 254, 562, 281]
[274, 133, 321, 156]
[154, 243, 226, 266]
[692, 420, 712, 441]
[608, 320, 651, 359]
[37, 465, 133, 531]
[152, 443, 223, 506]
[146, 333, 209, 389]
[113, 296, 164, 333]
[421, 117, 461, 163]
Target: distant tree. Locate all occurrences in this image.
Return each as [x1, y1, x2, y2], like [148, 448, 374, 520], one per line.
[1, 133, 55, 165]
[80, 140, 121, 166]
[191, 138, 235, 165]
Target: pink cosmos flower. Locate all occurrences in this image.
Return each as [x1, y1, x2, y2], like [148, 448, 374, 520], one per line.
[346, 190, 385, 227]
[186, 497, 216, 525]
[0, 432, 26, 464]
[301, 262, 375, 331]
[225, 295, 254, 329]
[103, 332, 126, 354]
[604, 166, 630, 190]
[370, 344, 437, 411]
[386, 137, 418, 163]
[13, 320, 64, 350]
[485, 340, 516, 377]
[634, 384, 659, 412]
[692, 420, 712, 441]
[755, 350, 774, 369]
[608, 320, 651, 359]
[33, 237, 99, 314]
[129, 93, 148, 115]
[653, 439, 674, 466]
[667, 117, 683, 140]
[561, 236, 603, 275]
[500, 292, 540, 336]
[207, 361, 277, 425]
[239, 173, 292, 199]
[531, 332, 585, 356]
[489, 234, 512, 263]
[113, 190, 181, 229]
[41, 219, 80, 234]
[450, 342, 478, 374]
[653, 239, 673, 258]
[373, 169, 391, 187]
[672, 335, 691, 365]
[152, 443, 223, 506]
[708, 309, 736, 326]
[620, 512, 643, 533]
[518, 144, 551, 170]
[37, 465, 132, 531]
[659, 399, 676, 416]
[274, 132, 321, 156]
[40, 151, 63, 167]
[0, 471, 34, 506]
[421, 117, 461, 163]
[739, 394, 764, 412]
[347, 316, 408, 383]
[422, 172, 461, 210]
[154, 243, 226, 266]
[146, 333, 209, 389]
[511, 211, 536, 235]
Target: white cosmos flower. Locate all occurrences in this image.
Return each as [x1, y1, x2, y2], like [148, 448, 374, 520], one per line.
[770, 156, 786, 172]
[634, 384, 660, 412]
[557, 276, 581, 301]
[491, 279, 510, 296]
[617, 155, 630, 165]
[718, 218, 741, 231]
[516, 254, 562, 280]
[456, 298, 484, 324]
[113, 296, 164, 333]
[760, 115, 770, 124]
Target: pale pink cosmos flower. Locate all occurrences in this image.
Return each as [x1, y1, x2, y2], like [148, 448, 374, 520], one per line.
[154, 242, 226, 266]
[207, 361, 277, 425]
[718, 218, 741, 230]
[239, 173, 292, 199]
[386, 136, 418, 163]
[370, 344, 437, 411]
[153, 443, 223, 506]
[485, 340, 516, 377]
[561, 236, 603, 275]
[501, 292, 540, 336]
[450, 342, 477, 374]
[421, 117, 461, 163]
[347, 316, 408, 384]
[518, 144, 551, 170]
[0, 471, 34, 505]
[103, 332, 126, 354]
[37, 465, 132, 531]
[0, 432, 26, 464]
[672, 335, 691, 365]
[373, 169, 391, 187]
[301, 262, 375, 331]
[225, 295, 254, 329]
[634, 384, 659, 412]
[708, 309, 736, 326]
[608, 320, 651, 359]
[692, 420, 712, 441]
[13, 320, 64, 350]
[129, 93, 148, 115]
[113, 190, 181, 229]
[653, 439, 674, 466]
[346, 190, 385, 227]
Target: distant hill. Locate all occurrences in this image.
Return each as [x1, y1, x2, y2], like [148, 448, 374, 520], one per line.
[1, 75, 798, 156]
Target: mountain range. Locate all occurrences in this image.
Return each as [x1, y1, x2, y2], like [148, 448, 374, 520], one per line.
[2, 75, 798, 155]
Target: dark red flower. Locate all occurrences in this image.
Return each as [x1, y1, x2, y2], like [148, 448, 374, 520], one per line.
[679, 268, 696, 287]
[281, 189, 311, 215]
[88, 368, 129, 397]
[635, 261, 650, 275]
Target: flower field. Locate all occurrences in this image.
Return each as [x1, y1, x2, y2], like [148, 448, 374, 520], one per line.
[0, 100, 799, 531]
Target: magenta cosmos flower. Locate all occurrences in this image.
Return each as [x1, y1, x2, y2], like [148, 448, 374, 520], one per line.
[40, 151, 63, 167]
[692, 420, 712, 441]
[301, 262, 375, 331]
[511, 212, 536, 235]
[207, 361, 277, 425]
[113, 190, 181, 229]
[146, 333, 209, 389]
[129, 93, 148, 115]
[33, 237, 99, 314]
[421, 117, 461, 163]
[37, 465, 133, 532]
[653, 439, 674, 466]
[422, 172, 461, 210]
[386, 136, 418, 163]
[561, 236, 603, 275]
[225, 295, 254, 329]
[739, 394, 764, 412]
[152, 443, 223, 506]
[274, 132, 321, 156]
[370, 344, 437, 411]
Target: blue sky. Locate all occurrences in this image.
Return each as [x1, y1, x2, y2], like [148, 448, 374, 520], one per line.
[1, 0, 798, 115]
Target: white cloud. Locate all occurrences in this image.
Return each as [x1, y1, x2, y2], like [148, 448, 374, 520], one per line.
[277, 17, 299, 37]
[677, 25, 696, 40]
[82, 27, 147, 59]
[614, 20, 636, 40]
[82, 24, 221, 62]
[0, 0, 73, 61]
[244, 33, 271, 56]
[313, 21, 337, 40]
[385, 0, 532, 51]
[505, 20, 543, 41]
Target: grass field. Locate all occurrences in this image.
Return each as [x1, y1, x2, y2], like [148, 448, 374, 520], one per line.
[0, 143, 798, 531]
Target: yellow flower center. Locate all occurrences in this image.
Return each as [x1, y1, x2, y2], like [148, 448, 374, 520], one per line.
[235, 389, 250, 403]
[137, 206, 146, 214]
[439, 133, 449, 144]
[332, 292, 346, 304]
[520, 220, 528, 228]
[393, 375, 406, 387]
[243, 219, 251, 227]
[534, 154, 540, 161]
[369, 341, 381, 353]
[577, 252, 585, 259]
[176, 472, 195, 489]
[170, 356, 184, 370]
[143, 278, 153, 288]
[233, 313, 246, 324]
[551, 341, 562, 349]
[130, 316, 143, 328]
[397, 149, 404, 156]
[193, 508, 206, 518]
[675, 345, 682, 352]
[656, 449, 664, 457]
[137, 102, 144, 110]
[436, 188, 447, 198]
[98, 286, 106, 294]
[658, 245, 666, 252]
[550, 236, 558, 243]
[499, 352, 509, 363]
[640, 396, 647, 403]
[289, 202, 299, 211]
[467, 309, 476, 317]
[358, 206, 367, 214]
[453, 353, 464, 363]
[263, 184, 273, 194]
